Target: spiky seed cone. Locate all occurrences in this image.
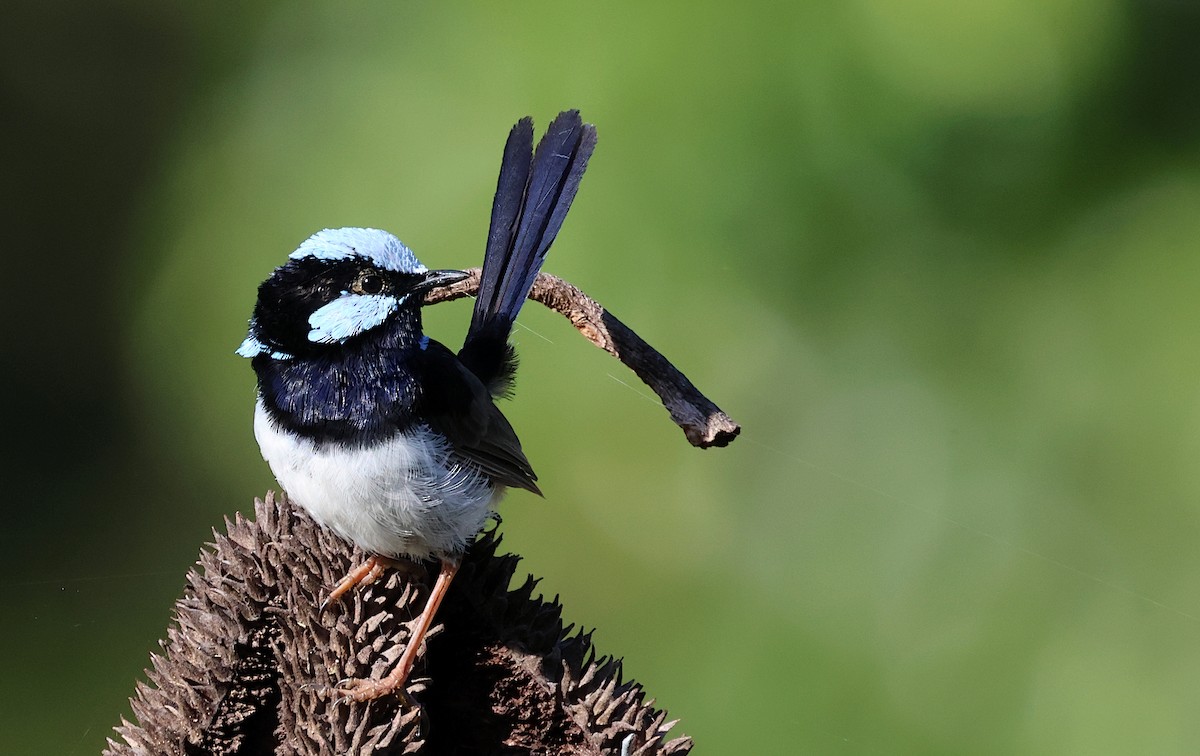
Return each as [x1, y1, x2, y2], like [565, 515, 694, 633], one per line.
[106, 492, 692, 755]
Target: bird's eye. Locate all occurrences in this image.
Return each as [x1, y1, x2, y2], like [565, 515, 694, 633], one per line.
[351, 271, 385, 295]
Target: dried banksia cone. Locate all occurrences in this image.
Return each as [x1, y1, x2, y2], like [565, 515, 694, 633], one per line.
[106, 492, 693, 755]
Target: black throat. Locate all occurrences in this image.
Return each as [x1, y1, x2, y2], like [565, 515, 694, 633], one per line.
[253, 310, 426, 446]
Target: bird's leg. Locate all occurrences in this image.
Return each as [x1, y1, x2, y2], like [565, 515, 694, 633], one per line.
[321, 554, 422, 611]
[333, 557, 460, 702]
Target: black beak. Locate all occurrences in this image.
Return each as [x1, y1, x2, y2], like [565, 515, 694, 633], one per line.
[417, 269, 470, 292]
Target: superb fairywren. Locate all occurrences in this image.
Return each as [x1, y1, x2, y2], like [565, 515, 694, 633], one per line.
[237, 111, 597, 701]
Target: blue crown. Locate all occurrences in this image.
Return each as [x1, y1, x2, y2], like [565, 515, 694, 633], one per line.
[290, 227, 427, 273]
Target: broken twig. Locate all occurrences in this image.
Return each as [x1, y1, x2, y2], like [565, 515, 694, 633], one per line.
[423, 270, 740, 448]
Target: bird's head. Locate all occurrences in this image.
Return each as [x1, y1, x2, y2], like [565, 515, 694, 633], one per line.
[237, 227, 467, 360]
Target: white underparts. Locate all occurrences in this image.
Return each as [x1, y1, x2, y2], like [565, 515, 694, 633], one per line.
[252, 398, 500, 559]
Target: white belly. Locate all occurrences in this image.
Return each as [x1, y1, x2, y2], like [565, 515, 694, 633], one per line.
[252, 398, 499, 559]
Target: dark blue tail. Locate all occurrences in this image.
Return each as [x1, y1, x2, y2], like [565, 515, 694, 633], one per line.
[459, 110, 597, 395]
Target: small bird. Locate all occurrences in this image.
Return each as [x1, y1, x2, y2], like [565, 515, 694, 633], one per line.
[236, 111, 597, 701]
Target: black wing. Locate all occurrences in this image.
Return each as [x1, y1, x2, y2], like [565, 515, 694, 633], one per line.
[412, 339, 541, 495]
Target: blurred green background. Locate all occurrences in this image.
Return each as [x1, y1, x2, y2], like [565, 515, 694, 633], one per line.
[4, 1, 1200, 753]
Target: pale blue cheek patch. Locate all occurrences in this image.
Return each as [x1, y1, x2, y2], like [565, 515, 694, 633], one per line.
[308, 293, 400, 343]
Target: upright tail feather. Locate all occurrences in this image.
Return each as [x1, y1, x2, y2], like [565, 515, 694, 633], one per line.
[460, 110, 597, 394]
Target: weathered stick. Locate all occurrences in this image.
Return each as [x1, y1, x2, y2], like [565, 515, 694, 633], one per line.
[423, 270, 741, 449]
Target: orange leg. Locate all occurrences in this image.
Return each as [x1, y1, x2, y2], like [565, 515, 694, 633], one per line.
[321, 554, 428, 611]
[333, 557, 460, 702]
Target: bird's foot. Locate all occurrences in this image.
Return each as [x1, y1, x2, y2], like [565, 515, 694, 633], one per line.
[331, 673, 418, 706]
[326, 559, 460, 707]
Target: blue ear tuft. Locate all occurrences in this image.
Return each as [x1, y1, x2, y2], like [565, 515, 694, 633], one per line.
[308, 293, 401, 343]
[235, 335, 267, 358]
[290, 228, 427, 274]
[236, 334, 293, 360]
